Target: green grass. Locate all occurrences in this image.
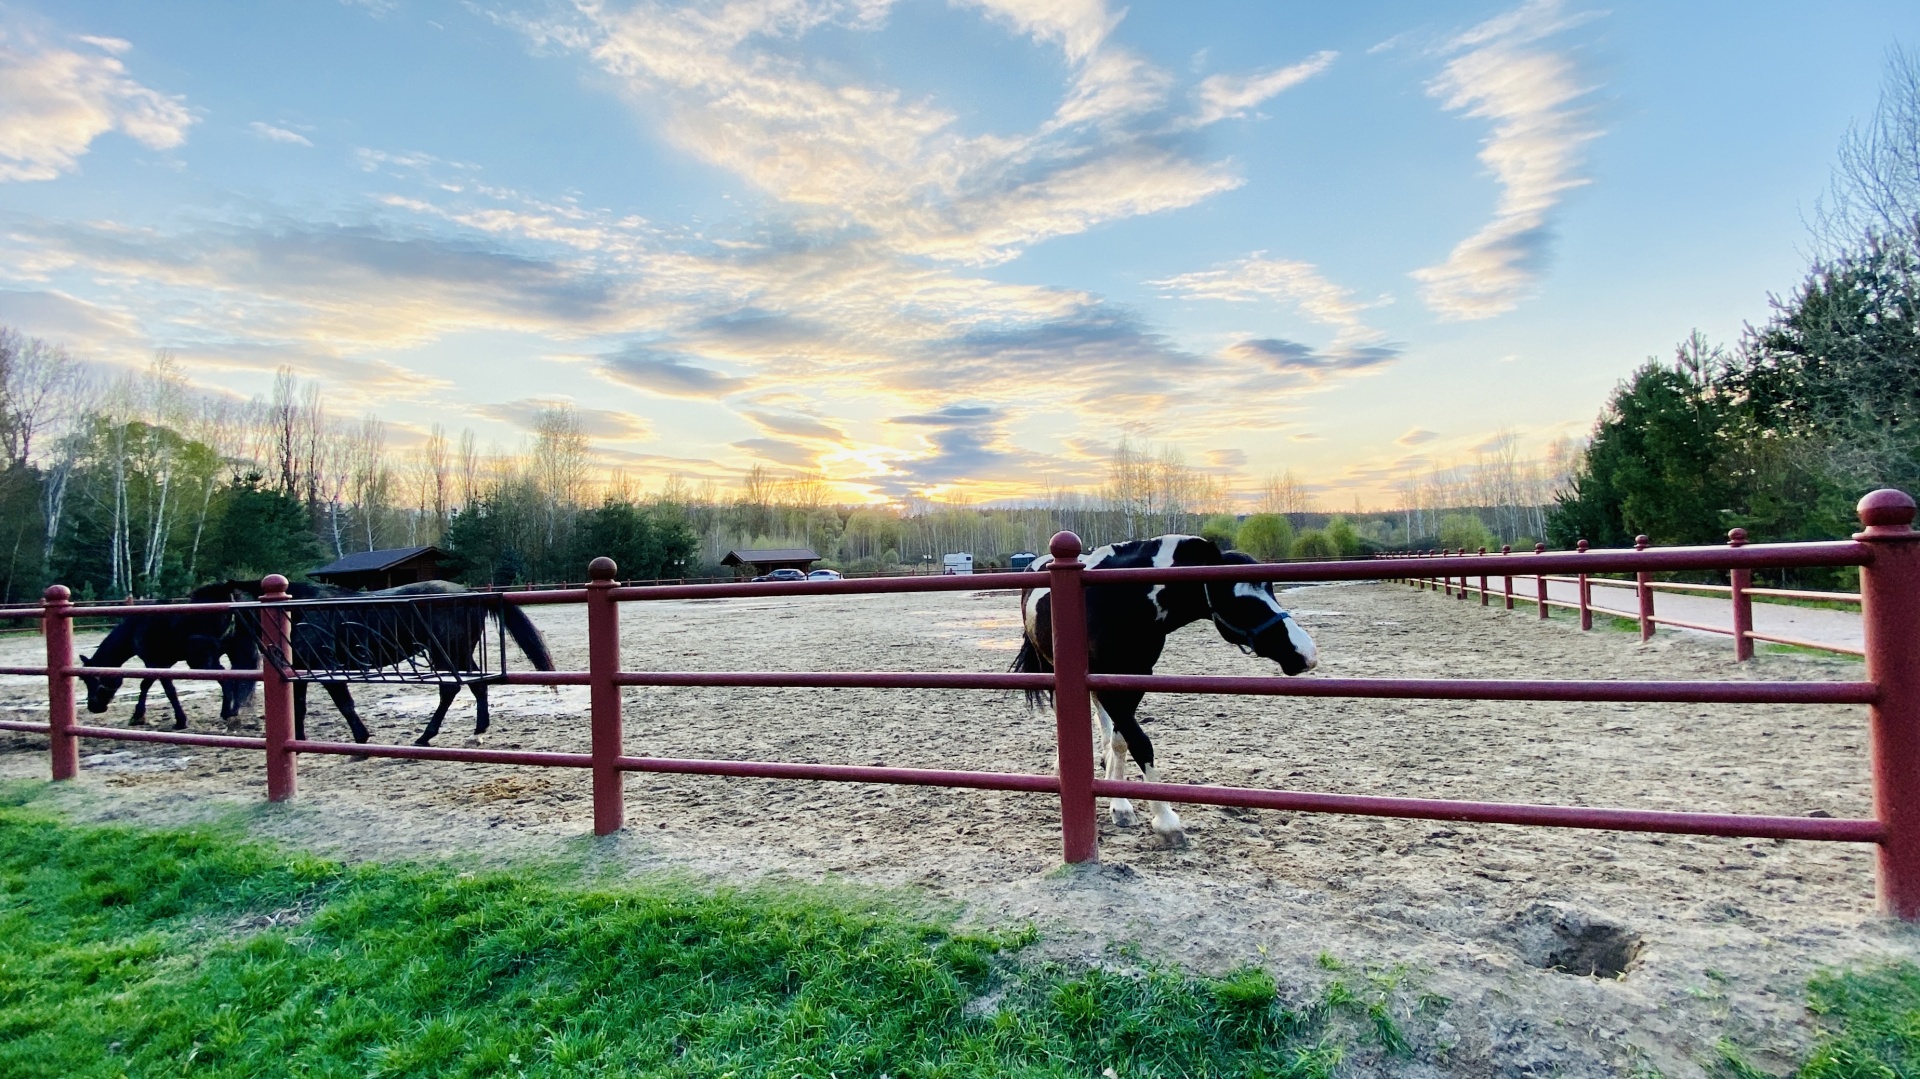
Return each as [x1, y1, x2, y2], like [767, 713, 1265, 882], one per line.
[0, 784, 1387, 1078]
[1795, 963, 1920, 1078]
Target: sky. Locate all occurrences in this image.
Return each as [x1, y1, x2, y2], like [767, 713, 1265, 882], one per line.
[1, 0, 1915, 508]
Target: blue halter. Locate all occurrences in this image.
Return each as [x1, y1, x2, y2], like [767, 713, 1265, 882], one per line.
[1212, 608, 1292, 653]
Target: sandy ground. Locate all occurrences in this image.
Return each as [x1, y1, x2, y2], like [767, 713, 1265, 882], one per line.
[1, 582, 1913, 1078]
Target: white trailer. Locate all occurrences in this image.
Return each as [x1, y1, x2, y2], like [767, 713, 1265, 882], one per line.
[942, 553, 974, 575]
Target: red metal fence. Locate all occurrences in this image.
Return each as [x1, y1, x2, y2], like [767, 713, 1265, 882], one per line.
[4, 490, 1919, 917]
[1388, 528, 1864, 658]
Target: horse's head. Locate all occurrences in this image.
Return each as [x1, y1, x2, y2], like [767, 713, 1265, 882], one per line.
[76, 654, 122, 713]
[1205, 552, 1318, 675]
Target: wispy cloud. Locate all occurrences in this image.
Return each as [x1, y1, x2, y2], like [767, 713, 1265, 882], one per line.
[247, 121, 312, 146]
[1190, 50, 1336, 126]
[0, 29, 194, 182]
[1396, 428, 1440, 446]
[1226, 337, 1399, 382]
[471, 398, 655, 442]
[743, 410, 845, 442]
[1411, 0, 1601, 320]
[1150, 253, 1384, 342]
[513, 0, 1320, 268]
[599, 348, 752, 399]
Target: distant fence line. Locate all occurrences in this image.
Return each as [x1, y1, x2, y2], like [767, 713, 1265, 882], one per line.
[1387, 527, 1864, 659]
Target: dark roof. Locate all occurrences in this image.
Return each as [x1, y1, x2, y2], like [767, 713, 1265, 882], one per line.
[720, 548, 821, 566]
[310, 545, 448, 576]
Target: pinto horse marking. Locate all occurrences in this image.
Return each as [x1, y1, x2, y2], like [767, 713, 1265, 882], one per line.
[1011, 535, 1317, 846]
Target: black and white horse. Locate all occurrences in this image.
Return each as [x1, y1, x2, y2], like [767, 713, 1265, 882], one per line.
[78, 583, 258, 729]
[1012, 535, 1318, 846]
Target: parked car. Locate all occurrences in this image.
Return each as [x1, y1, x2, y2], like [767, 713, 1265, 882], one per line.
[751, 567, 808, 582]
[806, 568, 843, 580]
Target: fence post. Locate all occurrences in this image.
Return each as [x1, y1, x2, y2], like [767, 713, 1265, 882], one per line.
[1535, 542, 1548, 619]
[1729, 528, 1754, 661]
[1444, 552, 1454, 597]
[1576, 540, 1593, 631]
[1047, 531, 1099, 864]
[259, 574, 296, 802]
[1855, 489, 1920, 920]
[587, 556, 624, 836]
[1501, 545, 1514, 610]
[1635, 535, 1654, 642]
[44, 585, 76, 781]
[1478, 546, 1489, 605]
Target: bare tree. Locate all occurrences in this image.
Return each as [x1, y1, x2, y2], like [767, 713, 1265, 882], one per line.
[1258, 469, 1311, 515]
[1817, 45, 1920, 252]
[0, 328, 83, 466]
[347, 413, 392, 551]
[456, 427, 480, 513]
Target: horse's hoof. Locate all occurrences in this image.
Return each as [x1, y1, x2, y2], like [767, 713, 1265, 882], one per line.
[1155, 827, 1189, 850]
[129, 715, 147, 727]
[413, 736, 434, 747]
[1110, 803, 1138, 828]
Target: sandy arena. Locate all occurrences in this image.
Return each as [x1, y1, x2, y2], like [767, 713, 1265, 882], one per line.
[2, 581, 1915, 1077]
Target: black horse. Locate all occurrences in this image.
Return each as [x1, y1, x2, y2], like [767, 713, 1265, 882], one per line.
[236, 579, 556, 746]
[78, 583, 258, 729]
[1012, 535, 1319, 846]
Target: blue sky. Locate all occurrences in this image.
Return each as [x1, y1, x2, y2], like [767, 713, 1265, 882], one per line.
[1, 0, 1914, 505]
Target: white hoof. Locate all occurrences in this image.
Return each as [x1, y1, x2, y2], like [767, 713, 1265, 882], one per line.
[1152, 806, 1185, 847]
[1110, 799, 1138, 827]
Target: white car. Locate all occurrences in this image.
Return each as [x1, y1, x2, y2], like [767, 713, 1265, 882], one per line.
[806, 568, 844, 580]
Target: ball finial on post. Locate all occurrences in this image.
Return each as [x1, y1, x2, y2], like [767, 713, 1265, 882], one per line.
[1534, 542, 1546, 554]
[43, 584, 69, 604]
[1859, 489, 1918, 536]
[261, 574, 290, 600]
[1576, 539, 1589, 553]
[1634, 535, 1649, 551]
[1727, 527, 1748, 548]
[1048, 531, 1083, 561]
[588, 556, 618, 582]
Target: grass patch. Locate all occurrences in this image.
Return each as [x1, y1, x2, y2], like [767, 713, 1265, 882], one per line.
[1758, 642, 1865, 662]
[1796, 963, 1920, 1078]
[0, 784, 1382, 1078]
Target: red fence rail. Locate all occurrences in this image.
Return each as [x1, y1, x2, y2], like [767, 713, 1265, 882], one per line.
[1387, 527, 1865, 658]
[3, 490, 1918, 917]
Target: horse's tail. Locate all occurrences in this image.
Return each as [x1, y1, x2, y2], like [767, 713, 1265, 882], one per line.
[499, 601, 555, 672]
[1011, 636, 1053, 711]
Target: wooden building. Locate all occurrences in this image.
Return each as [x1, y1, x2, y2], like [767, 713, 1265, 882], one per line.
[719, 547, 821, 577]
[308, 545, 454, 591]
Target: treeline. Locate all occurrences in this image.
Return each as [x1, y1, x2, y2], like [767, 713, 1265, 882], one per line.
[2, 338, 1531, 601]
[0, 350, 702, 601]
[1548, 48, 1920, 583]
